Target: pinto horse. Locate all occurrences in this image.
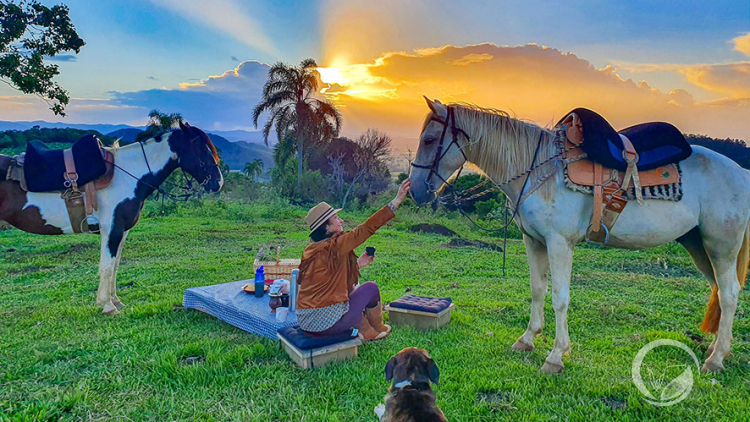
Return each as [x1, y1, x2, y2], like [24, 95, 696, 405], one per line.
[0, 122, 223, 315]
[410, 98, 749, 374]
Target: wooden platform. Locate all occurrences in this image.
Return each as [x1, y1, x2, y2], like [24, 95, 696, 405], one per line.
[385, 303, 455, 330]
[278, 334, 361, 369]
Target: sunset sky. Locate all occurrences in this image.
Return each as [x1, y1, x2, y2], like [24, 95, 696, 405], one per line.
[1, 0, 748, 151]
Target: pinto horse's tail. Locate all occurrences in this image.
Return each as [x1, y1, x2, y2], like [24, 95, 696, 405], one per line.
[701, 223, 750, 334]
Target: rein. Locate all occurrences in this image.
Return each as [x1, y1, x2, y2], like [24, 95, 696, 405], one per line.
[106, 139, 215, 203]
[411, 106, 570, 275]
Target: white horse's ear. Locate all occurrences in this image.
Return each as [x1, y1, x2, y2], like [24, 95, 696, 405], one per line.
[424, 96, 446, 116]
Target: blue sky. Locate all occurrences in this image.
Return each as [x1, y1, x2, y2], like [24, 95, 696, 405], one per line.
[1, 0, 748, 144]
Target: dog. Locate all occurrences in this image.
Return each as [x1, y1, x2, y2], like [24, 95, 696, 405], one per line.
[375, 347, 447, 422]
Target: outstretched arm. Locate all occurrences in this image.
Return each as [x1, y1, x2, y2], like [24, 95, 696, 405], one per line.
[336, 179, 411, 254]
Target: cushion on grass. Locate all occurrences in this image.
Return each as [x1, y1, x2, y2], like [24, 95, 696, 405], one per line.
[388, 295, 452, 313]
[278, 326, 355, 350]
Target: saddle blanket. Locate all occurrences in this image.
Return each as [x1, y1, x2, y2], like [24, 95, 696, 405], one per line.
[24, 135, 107, 193]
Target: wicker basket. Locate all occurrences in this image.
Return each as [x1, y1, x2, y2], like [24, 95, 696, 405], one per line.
[253, 246, 301, 282]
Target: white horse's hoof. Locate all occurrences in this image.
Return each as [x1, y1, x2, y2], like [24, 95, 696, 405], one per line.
[701, 359, 724, 374]
[541, 360, 565, 374]
[113, 299, 126, 310]
[102, 305, 119, 316]
[707, 341, 716, 357]
[511, 340, 534, 352]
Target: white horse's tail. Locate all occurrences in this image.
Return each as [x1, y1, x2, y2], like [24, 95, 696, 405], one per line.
[701, 222, 750, 334]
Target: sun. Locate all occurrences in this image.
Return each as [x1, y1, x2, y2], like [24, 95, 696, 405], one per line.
[317, 67, 348, 85]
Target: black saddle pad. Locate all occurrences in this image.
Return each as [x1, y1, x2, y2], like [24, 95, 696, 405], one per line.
[559, 108, 692, 171]
[24, 135, 107, 192]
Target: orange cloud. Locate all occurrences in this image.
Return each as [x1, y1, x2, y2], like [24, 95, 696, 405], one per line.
[317, 43, 749, 151]
[616, 61, 750, 99]
[447, 53, 494, 66]
[733, 32, 750, 56]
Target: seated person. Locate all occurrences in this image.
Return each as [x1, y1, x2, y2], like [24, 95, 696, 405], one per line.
[296, 179, 411, 341]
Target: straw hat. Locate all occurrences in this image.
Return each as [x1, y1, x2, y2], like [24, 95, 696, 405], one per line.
[305, 202, 342, 232]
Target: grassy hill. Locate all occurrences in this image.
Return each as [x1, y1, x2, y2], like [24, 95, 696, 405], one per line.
[1, 199, 748, 421]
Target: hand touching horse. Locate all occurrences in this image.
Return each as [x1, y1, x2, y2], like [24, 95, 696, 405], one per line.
[410, 98, 748, 374]
[0, 122, 223, 315]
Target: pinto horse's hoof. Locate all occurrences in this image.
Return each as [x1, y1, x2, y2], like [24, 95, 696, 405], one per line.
[701, 360, 724, 374]
[511, 340, 534, 352]
[541, 361, 565, 374]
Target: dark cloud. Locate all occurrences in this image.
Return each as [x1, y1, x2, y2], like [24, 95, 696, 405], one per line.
[231, 56, 239, 62]
[147, 76, 158, 81]
[44, 55, 77, 62]
[108, 61, 272, 130]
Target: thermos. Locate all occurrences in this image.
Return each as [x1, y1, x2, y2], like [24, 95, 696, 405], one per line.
[290, 269, 299, 312]
[254, 265, 265, 298]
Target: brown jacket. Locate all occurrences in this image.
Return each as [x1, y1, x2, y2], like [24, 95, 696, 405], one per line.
[297, 205, 395, 310]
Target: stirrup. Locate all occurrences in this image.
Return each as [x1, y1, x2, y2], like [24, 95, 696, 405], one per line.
[585, 223, 610, 246]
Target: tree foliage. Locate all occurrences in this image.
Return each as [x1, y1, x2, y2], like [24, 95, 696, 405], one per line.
[252, 58, 342, 186]
[686, 134, 750, 169]
[243, 158, 264, 181]
[0, 126, 116, 152]
[0, 0, 84, 115]
[135, 109, 184, 143]
[310, 129, 393, 208]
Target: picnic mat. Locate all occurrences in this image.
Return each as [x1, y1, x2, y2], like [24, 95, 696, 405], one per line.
[183, 280, 298, 339]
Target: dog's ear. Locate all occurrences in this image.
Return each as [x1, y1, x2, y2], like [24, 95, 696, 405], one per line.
[385, 356, 398, 381]
[428, 358, 439, 385]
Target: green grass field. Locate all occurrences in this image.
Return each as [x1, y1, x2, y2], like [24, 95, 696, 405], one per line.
[1, 200, 748, 421]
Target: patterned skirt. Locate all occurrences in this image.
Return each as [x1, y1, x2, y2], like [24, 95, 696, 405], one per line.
[296, 301, 350, 332]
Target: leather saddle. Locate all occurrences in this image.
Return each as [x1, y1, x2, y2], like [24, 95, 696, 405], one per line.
[556, 108, 692, 245]
[2, 135, 116, 233]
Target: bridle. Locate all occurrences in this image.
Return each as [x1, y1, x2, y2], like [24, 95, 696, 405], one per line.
[410, 106, 469, 195]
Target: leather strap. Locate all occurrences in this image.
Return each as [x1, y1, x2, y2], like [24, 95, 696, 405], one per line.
[591, 162, 604, 232]
[62, 189, 87, 233]
[84, 182, 98, 214]
[619, 134, 643, 205]
[62, 148, 79, 192]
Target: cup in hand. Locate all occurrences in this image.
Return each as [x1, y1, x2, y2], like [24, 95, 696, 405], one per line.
[276, 307, 289, 323]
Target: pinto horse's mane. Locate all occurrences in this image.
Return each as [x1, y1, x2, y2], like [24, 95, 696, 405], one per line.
[103, 128, 219, 164]
[440, 103, 558, 199]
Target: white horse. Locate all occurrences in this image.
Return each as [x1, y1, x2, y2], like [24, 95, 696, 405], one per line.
[410, 98, 749, 374]
[0, 122, 224, 315]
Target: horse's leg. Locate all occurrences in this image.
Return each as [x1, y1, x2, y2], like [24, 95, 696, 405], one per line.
[540, 237, 574, 374]
[97, 225, 118, 315]
[702, 258, 740, 373]
[110, 230, 129, 310]
[701, 224, 749, 373]
[677, 228, 719, 355]
[512, 235, 549, 352]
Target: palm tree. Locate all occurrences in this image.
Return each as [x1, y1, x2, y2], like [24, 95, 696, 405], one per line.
[252, 58, 342, 187]
[243, 159, 264, 181]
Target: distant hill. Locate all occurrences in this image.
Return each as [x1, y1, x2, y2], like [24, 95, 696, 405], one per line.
[103, 128, 274, 171]
[207, 133, 274, 172]
[107, 128, 142, 143]
[210, 129, 273, 145]
[0, 120, 140, 134]
[0, 120, 271, 145]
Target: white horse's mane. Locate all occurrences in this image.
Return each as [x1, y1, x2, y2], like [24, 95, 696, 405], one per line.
[449, 103, 558, 200]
